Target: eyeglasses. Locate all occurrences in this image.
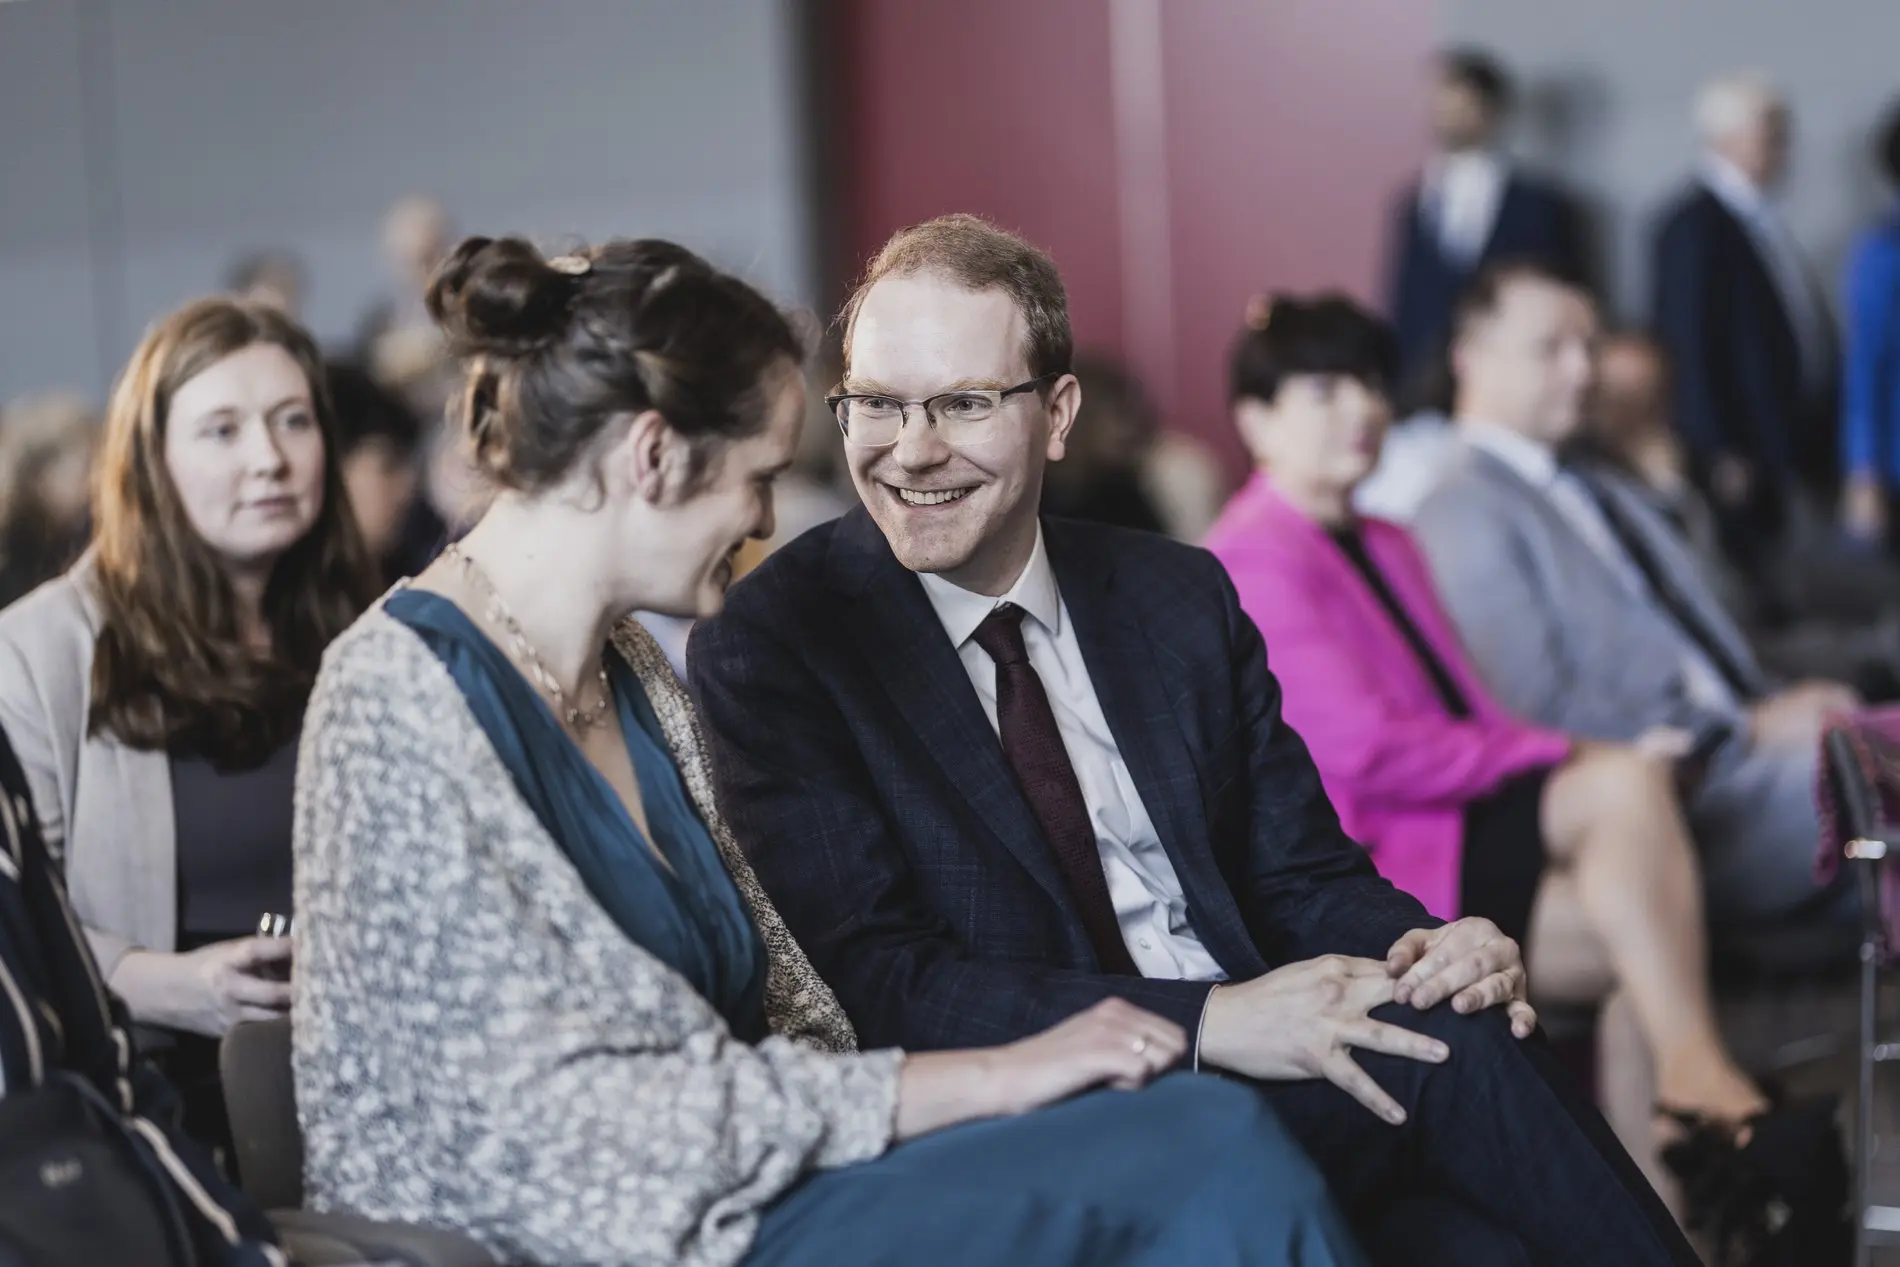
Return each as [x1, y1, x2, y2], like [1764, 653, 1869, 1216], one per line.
[826, 373, 1059, 449]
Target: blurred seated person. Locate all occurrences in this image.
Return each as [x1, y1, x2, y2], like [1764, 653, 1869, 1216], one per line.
[293, 235, 1363, 1267]
[1590, 332, 1900, 698]
[0, 719, 282, 1265]
[1412, 262, 1859, 945]
[224, 248, 307, 318]
[0, 297, 379, 1157]
[1841, 100, 1900, 547]
[1039, 352, 1167, 533]
[0, 390, 99, 608]
[1204, 294, 1779, 1215]
[358, 193, 459, 419]
[326, 360, 446, 584]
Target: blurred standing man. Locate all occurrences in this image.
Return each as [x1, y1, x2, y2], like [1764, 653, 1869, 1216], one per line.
[1385, 49, 1590, 393]
[1652, 74, 1838, 573]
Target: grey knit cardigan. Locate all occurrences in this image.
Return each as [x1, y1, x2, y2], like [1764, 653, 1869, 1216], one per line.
[292, 604, 903, 1267]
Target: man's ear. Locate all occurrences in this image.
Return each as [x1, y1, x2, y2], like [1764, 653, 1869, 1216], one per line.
[1044, 373, 1082, 463]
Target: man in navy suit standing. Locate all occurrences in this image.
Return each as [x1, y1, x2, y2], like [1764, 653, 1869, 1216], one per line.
[1386, 49, 1590, 393]
[691, 214, 1693, 1266]
[1653, 74, 1839, 573]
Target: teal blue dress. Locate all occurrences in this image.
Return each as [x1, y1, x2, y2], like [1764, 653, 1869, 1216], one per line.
[388, 590, 1366, 1267]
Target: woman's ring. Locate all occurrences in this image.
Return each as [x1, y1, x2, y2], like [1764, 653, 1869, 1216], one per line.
[1131, 1036, 1149, 1056]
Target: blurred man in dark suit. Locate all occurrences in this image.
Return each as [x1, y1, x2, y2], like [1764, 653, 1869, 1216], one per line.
[1385, 49, 1589, 393]
[1652, 74, 1838, 572]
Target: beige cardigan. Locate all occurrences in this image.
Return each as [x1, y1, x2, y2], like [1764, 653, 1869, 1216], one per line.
[0, 558, 175, 976]
[294, 602, 895, 1266]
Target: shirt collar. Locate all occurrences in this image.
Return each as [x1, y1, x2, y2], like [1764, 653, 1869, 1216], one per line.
[1462, 420, 1560, 486]
[1699, 153, 1768, 220]
[917, 525, 1063, 649]
[1425, 148, 1503, 189]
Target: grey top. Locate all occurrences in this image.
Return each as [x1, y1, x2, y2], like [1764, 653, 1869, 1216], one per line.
[170, 732, 298, 946]
[293, 602, 898, 1267]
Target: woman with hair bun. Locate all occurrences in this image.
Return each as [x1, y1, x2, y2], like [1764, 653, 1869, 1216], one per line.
[292, 235, 1365, 1267]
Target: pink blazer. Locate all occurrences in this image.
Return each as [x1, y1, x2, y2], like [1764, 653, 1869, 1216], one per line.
[1204, 473, 1571, 919]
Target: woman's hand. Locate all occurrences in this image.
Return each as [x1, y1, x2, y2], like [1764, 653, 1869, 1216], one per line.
[110, 937, 293, 1037]
[893, 999, 1185, 1140]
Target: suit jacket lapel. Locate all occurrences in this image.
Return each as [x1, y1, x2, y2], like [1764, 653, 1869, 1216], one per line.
[1044, 522, 1258, 974]
[828, 511, 1078, 918]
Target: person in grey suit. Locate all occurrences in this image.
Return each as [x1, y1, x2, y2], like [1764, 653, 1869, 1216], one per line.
[1412, 262, 1859, 939]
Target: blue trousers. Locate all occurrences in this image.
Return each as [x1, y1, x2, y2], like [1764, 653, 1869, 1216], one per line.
[744, 1073, 1366, 1267]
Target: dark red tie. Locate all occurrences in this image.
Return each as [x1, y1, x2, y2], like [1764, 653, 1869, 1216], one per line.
[972, 604, 1139, 975]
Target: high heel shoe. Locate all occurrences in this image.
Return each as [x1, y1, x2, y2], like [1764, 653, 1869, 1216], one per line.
[1656, 1093, 1850, 1267]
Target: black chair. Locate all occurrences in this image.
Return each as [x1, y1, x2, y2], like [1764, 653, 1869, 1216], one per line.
[1821, 724, 1900, 1266]
[220, 1018, 497, 1267]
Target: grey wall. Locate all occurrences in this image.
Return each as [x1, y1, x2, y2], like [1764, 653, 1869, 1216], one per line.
[1444, 0, 1900, 321]
[0, 0, 813, 402]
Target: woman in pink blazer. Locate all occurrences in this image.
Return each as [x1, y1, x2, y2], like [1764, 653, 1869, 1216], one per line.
[1204, 294, 1766, 1206]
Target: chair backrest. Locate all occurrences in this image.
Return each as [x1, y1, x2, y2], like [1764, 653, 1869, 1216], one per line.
[218, 1017, 303, 1210]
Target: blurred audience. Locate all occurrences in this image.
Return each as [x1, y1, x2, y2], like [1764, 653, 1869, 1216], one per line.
[1040, 352, 1168, 533]
[1652, 73, 1838, 573]
[1205, 293, 1795, 1224]
[359, 193, 459, 413]
[293, 234, 1353, 1266]
[1385, 47, 1589, 394]
[1841, 100, 1900, 546]
[0, 297, 378, 1157]
[0, 390, 99, 608]
[0, 720, 283, 1265]
[1589, 331, 1900, 698]
[1412, 263, 1858, 947]
[224, 247, 307, 318]
[326, 360, 445, 585]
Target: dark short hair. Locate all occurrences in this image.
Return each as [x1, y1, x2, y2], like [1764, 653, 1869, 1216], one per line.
[325, 361, 422, 458]
[1449, 258, 1588, 344]
[1229, 294, 1398, 405]
[840, 213, 1073, 385]
[1440, 48, 1513, 117]
[1879, 101, 1900, 187]
[428, 236, 802, 493]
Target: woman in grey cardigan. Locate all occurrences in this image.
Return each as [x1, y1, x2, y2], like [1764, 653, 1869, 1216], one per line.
[293, 235, 1364, 1267]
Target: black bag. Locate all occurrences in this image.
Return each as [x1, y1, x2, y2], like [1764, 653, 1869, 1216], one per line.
[0, 1069, 198, 1267]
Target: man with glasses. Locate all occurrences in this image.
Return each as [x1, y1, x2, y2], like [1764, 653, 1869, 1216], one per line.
[690, 214, 1694, 1265]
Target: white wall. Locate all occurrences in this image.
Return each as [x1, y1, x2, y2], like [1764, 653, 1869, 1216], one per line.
[1445, 0, 1900, 322]
[0, 0, 814, 401]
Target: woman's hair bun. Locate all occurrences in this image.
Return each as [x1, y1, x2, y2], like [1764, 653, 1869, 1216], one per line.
[426, 236, 580, 359]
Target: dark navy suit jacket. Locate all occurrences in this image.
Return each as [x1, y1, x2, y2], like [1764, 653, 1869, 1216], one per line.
[1387, 169, 1589, 389]
[1651, 183, 1838, 487]
[688, 510, 1434, 1052]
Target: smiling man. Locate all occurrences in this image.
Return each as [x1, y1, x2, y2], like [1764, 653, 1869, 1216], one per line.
[689, 214, 1693, 1266]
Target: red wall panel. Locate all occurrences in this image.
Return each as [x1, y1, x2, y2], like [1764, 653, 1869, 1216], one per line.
[831, 0, 1438, 480]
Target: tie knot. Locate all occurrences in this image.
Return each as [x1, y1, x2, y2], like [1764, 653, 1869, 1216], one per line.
[972, 603, 1030, 667]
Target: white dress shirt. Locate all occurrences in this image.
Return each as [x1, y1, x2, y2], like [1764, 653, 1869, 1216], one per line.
[1699, 154, 1830, 395]
[1463, 424, 1737, 712]
[1426, 150, 1508, 263]
[917, 529, 1227, 982]
[1353, 410, 1461, 523]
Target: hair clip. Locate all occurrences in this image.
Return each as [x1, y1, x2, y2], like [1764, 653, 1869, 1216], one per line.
[548, 254, 592, 277]
[1243, 294, 1274, 331]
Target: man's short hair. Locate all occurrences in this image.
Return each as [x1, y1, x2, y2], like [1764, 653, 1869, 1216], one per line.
[1449, 258, 1589, 345]
[839, 213, 1074, 383]
[1695, 72, 1782, 144]
[1440, 48, 1514, 117]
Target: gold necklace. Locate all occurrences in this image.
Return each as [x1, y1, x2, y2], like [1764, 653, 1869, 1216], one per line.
[443, 544, 613, 731]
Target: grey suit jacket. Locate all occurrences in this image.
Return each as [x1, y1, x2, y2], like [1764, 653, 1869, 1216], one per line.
[0, 557, 174, 977]
[1409, 443, 1765, 745]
